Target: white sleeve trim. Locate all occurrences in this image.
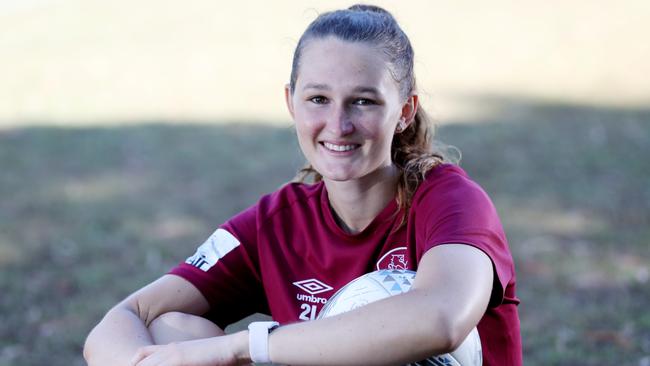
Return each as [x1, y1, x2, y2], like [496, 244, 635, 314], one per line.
[185, 228, 240, 271]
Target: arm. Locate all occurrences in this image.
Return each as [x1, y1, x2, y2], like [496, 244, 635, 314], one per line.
[83, 274, 213, 366]
[267, 244, 493, 365]
[101, 244, 492, 366]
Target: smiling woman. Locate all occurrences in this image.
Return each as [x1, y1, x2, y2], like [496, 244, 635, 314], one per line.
[83, 4, 522, 366]
[289, 38, 405, 183]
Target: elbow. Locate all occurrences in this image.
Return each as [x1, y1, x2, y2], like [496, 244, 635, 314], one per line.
[444, 322, 471, 353]
[82, 303, 139, 365]
[82, 347, 93, 365]
[437, 319, 461, 354]
[83, 309, 116, 365]
[82, 344, 89, 364]
[83, 326, 99, 365]
[426, 314, 472, 354]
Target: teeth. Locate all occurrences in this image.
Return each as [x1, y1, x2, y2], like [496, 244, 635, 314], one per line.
[323, 142, 357, 152]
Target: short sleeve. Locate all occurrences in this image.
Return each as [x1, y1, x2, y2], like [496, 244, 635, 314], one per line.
[168, 204, 269, 328]
[412, 166, 514, 307]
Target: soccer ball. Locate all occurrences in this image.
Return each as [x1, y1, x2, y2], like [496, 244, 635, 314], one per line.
[317, 269, 482, 366]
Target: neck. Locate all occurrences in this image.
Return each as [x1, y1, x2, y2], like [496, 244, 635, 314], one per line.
[324, 165, 400, 234]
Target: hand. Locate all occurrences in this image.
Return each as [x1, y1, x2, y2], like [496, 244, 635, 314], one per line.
[129, 333, 250, 366]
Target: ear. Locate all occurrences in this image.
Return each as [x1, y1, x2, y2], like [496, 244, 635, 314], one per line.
[284, 84, 295, 119]
[397, 94, 418, 133]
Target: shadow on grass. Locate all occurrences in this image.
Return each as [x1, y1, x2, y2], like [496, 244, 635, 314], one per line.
[0, 97, 648, 365]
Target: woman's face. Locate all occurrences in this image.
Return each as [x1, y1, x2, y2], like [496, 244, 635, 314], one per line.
[286, 37, 414, 183]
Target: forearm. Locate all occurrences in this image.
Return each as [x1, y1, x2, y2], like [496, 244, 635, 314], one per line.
[84, 307, 154, 366]
[268, 289, 456, 366]
[266, 246, 492, 366]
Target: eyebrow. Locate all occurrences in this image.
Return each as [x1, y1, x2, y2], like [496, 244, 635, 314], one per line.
[302, 83, 380, 95]
[353, 86, 380, 95]
[302, 83, 330, 91]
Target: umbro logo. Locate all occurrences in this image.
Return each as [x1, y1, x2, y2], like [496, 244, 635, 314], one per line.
[292, 278, 333, 295]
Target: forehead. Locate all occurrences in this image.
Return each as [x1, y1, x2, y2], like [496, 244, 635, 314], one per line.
[296, 37, 396, 92]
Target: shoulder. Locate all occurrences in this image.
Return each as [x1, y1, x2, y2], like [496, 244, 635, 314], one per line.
[414, 163, 489, 204]
[255, 181, 323, 221]
[222, 181, 323, 240]
[410, 163, 501, 227]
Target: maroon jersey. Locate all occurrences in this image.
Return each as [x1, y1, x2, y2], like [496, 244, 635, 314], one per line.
[170, 164, 522, 365]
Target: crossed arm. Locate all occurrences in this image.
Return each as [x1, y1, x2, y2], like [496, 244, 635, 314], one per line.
[83, 244, 493, 366]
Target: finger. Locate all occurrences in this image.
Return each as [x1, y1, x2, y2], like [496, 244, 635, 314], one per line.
[129, 345, 158, 366]
[136, 346, 178, 366]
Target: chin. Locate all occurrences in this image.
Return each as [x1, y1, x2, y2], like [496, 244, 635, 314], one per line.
[325, 176, 355, 183]
[319, 169, 360, 182]
[321, 173, 354, 182]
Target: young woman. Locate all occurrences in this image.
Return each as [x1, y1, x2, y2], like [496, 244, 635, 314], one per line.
[84, 4, 522, 365]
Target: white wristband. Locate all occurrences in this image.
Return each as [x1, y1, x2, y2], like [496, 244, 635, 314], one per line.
[248, 321, 279, 363]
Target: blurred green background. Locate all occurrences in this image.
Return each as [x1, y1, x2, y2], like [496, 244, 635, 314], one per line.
[1, 1, 649, 365]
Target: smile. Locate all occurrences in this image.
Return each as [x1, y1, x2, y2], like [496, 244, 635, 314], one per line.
[322, 142, 360, 152]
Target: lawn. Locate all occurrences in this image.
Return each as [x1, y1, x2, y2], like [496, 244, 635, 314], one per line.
[0, 96, 648, 365]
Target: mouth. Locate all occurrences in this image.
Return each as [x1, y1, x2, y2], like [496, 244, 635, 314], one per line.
[320, 141, 361, 152]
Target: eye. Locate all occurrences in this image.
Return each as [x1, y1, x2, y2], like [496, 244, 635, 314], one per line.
[353, 98, 376, 106]
[308, 96, 328, 104]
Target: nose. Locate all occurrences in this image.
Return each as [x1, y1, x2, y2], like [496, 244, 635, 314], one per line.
[326, 103, 355, 136]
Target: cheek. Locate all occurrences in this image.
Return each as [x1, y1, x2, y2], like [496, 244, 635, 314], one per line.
[295, 114, 316, 135]
[294, 117, 320, 154]
[294, 107, 325, 135]
[357, 115, 396, 142]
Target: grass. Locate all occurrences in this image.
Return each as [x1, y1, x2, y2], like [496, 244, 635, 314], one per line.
[1, 97, 649, 365]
